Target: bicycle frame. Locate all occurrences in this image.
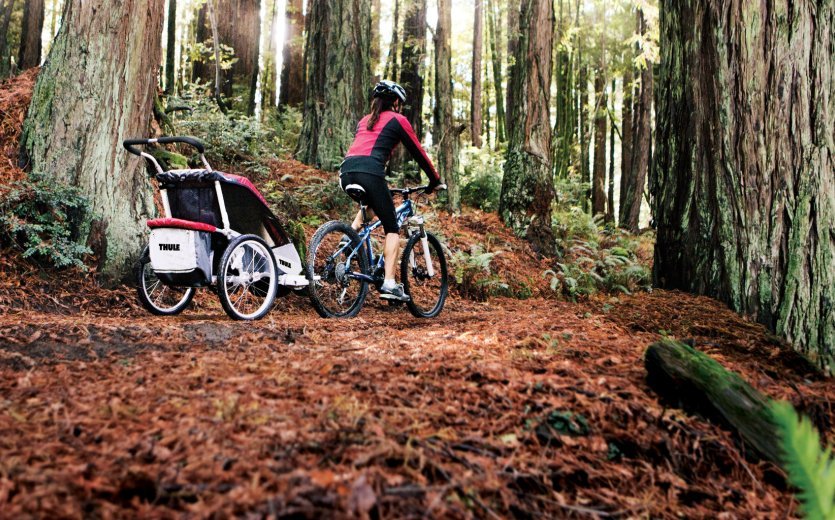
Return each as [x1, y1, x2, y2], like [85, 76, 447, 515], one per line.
[332, 198, 416, 284]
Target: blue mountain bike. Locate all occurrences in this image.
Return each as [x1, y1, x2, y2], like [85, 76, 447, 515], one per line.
[306, 184, 449, 319]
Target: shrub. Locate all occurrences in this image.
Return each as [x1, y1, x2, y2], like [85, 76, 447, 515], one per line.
[268, 105, 303, 156]
[0, 175, 92, 269]
[172, 95, 280, 173]
[544, 212, 652, 300]
[460, 146, 503, 212]
[291, 178, 355, 220]
[451, 245, 510, 301]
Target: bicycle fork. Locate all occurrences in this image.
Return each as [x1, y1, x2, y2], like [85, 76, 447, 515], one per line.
[408, 216, 435, 277]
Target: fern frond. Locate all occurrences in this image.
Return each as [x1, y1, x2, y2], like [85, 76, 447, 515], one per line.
[771, 401, 835, 520]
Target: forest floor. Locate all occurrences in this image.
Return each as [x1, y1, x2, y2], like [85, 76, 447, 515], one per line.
[1, 71, 833, 518]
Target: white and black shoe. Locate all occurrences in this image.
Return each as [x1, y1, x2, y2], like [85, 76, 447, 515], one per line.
[380, 283, 410, 302]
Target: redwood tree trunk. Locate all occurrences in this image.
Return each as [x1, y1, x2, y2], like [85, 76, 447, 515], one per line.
[398, 0, 426, 136]
[506, 0, 519, 125]
[217, 0, 261, 114]
[260, 0, 279, 110]
[433, 0, 459, 212]
[618, 66, 634, 226]
[296, 0, 371, 170]
[653, 0, 835, 369]
[371, 0, 381, 73]
[383, 0, 400, 80]
[20, 0, 164, 279]
[279, 0, 304, 107]
[470, 0, 483, 148]
[592, 72, 607, 217]
[396, 0, 427, 180]
[578, 62, 590, 213]
[623, 11, 653, 231]
[485, 0, 505, 144]
[17, 0, 43, 70]
[607, 80, 615, 224]
[0, 0, 17, 78]
[552, 0, 573, 181]
[191, 4, 209, 83]
[499, 0, 554, 255]
[164, 0, 176, 94]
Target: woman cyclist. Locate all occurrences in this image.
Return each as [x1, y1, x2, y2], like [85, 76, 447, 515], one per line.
[339, 80, 442, 302]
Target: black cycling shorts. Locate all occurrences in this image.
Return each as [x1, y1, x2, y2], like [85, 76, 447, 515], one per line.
[339, 172, 400, 234]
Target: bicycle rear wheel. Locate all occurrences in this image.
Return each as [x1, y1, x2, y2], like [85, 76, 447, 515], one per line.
[401, 231, 448, 318]
[306, 221, 369, 318]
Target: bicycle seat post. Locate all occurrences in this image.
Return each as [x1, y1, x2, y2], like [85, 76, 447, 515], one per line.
[361, 204, 369, 227]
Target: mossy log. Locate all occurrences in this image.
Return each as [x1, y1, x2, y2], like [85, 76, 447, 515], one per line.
[644, 339, 780, 464]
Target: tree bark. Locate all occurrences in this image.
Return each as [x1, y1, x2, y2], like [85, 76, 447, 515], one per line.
[398, 0, 426, 136]
[221, 0, 261, 114]
[296, 0, 372, 170]
[191, 3, 209, 83]
[0, 0, 17, 78]
[506, 0, 519, 125]
[260, 0, 279, 110]
[653, 0, 835, 370]
[20, 0, 165, 279]
[645, 340, 781, 464]
[370, 0, 381, 73]
[485, 0, 505, 144]
[396, 0, 427, 180]
[552, 0, 573, 181]
[383, 0, 400, 80]
[17, 0, 43, 70]
[164, 0, 176, 94]
[279, 0, 304, 107]
[433, 0, 459, 212]
[592, 71, 607, 217]
[470, 0, 483, 148]
[622, 11, 652, 232]
[578, 62, 589, 213]
[618, 66, 634, 226]
[499, 0, 554, 255]
[606, 79, 615, 224]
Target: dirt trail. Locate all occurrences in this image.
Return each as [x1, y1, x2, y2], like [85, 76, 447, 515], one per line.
[1, 290, 830, 518]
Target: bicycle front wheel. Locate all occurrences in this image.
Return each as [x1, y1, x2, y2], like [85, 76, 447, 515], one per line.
[306, 221, 369, 318]
[401, 231, 448, 318]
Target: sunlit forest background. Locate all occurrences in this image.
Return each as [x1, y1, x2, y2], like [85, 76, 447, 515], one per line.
[1, 0, 658, 229]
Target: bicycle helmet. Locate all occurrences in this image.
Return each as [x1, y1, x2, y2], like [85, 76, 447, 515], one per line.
[373, 80, 407, 103]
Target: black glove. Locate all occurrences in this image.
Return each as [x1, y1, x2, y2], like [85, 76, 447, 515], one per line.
[426, 179, 441, 195]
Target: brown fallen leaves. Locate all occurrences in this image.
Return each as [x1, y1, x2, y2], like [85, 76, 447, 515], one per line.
[1, 291, 829, 518]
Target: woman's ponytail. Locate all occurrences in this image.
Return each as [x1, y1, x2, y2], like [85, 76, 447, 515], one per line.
[367, 97, 396, 131]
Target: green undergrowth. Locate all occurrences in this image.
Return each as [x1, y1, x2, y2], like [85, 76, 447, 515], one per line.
[771, 401, 835, 520]
[164, 91, 302, 177]
[459, 146, 504, 212]
[0, 174, 93, 269]
[544, 209, 653, 300]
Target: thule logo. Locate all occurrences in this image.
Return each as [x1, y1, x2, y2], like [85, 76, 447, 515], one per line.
[159, 243, 181, 251]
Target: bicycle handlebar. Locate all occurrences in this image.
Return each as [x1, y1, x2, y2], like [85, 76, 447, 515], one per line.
[123, 136, 206, 157]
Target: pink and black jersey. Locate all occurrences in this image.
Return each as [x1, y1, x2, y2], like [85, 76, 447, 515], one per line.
[340, 111, 440, 182]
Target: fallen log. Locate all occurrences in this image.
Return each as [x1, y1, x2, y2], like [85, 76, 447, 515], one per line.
[644, 339, 780, 464]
